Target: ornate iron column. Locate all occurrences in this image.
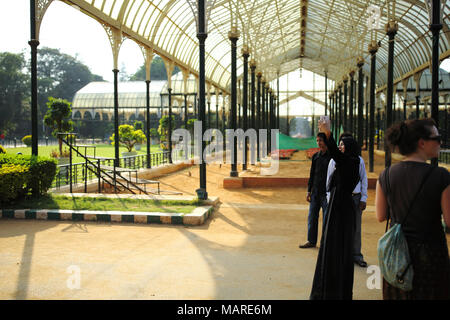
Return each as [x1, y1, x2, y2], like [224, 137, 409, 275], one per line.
[384, 20, 398, 168]
[146, 80, 151, 168]
[329, 93, 333, 129]
[277, 73, 280, 130]
[338, 84, 342, 136]
[333, 90, 337, 137]
[215, 93, 219, 129]
[185, 94, 188, 128]
[229, 26, 239, 177]
[29, 0, 39, 156]
[349, 70, 355, 134]
[266, 83, 270, 154]
[168, 87, 173, 163]
[403, 98, 407, 120]
[356, 57, 366, 152]
[430, 0, 443, 166]
[416, 95, 421, 118]
[261, 77, 266, 156]
[376, 107, 381, 150]
[113, 69, 120, 166]
[343, 76, 348, 132]
[324, 71, 328, 116]
[256, 72, 262, 160]
[242, 45, 249, 171]
[368, 40, 379, 172]
[250, 60, 256, 132]
[191, 0, 209, 199]
[207, 99, 211, 130]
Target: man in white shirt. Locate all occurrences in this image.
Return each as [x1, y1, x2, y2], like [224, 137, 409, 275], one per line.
[326, 133, 368, 268]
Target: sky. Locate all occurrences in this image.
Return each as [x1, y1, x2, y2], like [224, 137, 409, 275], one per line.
[0, 0, 448, 116]
[0, 0, 144, 82]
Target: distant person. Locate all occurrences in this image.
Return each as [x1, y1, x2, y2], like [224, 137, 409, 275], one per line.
[299, 132, 331, 249]
[326, 132, 368, 268]
[310, 117, 360, 300]
[376, 118, 450, 299]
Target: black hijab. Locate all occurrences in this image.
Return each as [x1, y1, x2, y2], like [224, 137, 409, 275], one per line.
[341, 137, 360, 158]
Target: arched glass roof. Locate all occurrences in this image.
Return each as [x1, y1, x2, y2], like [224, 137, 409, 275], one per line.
[61, 0, 450, 92]
[72, 80, 166, 111]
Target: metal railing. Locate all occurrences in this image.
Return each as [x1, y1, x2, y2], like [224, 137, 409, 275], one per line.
[52, 148, 194, 190]
[0, 137, 59, 148]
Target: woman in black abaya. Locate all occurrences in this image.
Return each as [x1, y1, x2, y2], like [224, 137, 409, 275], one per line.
[310, 118, 361, 300]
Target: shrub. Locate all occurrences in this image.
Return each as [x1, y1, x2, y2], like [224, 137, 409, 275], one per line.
[0, 145, 6, 154]
[0, 164, 30, 203]
[22, 135, 32, 147]
[0, 154, 57, 199]
[110, 124, 146, 152]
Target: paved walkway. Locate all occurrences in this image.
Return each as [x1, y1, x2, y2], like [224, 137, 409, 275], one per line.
[0, 201, 383, 300]
[0, 150, 448, 300]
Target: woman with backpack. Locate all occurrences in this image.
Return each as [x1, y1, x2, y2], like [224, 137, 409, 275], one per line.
[376, 118, 450, 299]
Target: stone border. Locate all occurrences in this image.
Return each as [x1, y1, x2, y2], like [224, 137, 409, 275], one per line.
[0, 206, 215, 226]
[223, 176, 378, 189]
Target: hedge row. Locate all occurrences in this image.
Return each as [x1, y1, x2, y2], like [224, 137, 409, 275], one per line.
[0, 164, 30, 202]
[0, 154, 57, 203]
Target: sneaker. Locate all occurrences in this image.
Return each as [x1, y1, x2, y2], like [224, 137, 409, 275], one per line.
[355, 260, 368, 268]
[299, 241, 316, 249]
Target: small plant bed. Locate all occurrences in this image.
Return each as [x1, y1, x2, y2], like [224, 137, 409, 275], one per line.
[1, 194, 215, 226]
[2, 194, 201, 214]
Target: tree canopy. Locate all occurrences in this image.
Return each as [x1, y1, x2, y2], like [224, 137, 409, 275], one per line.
[0, 52, 30, 137]
[0, 48, 103, 138]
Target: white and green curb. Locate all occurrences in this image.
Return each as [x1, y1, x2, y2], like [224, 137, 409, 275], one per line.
[0, 206, 215, 226]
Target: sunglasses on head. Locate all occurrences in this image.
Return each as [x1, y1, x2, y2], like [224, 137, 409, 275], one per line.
[424, 135, 442, 143]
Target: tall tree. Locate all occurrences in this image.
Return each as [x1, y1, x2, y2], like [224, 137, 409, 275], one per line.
[43, 97, 73, 155]
[0, 52, 30, 136]
[36, 47, 103, 136]
[130, 55, 180, 81]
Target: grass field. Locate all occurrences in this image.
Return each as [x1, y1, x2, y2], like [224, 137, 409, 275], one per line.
[2, 194, 201, 214]
[5, 144, 163, 163]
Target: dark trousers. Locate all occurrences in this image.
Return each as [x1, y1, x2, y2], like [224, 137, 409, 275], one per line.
[307, 192, 328, 245]
[352, 193, 364, 262]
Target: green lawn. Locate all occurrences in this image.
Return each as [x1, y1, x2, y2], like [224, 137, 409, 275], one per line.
[3, 194, 201, 214]
[6, 144, 162, 163]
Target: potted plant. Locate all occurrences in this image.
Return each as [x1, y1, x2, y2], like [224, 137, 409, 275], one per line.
[50, 148, 71, 165]
[149, 128, 160, 146]
[110, 124, 146, 157]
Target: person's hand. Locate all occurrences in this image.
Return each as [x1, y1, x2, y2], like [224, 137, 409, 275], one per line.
[359, 201, 366, 211]
[306, 192, 311, 203]
[318, 116, 331, 133]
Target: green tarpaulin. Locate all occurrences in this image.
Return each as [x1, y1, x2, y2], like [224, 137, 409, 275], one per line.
[277, 133, 317, 150]
[276, 124, 343, 151]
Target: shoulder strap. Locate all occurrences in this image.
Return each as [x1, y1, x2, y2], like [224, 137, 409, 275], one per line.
[385, 166, 391, 232]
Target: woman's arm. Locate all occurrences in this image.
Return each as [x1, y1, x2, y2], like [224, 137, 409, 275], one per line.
[442, 185, 450, 228]
[375, 180, 388, 222]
